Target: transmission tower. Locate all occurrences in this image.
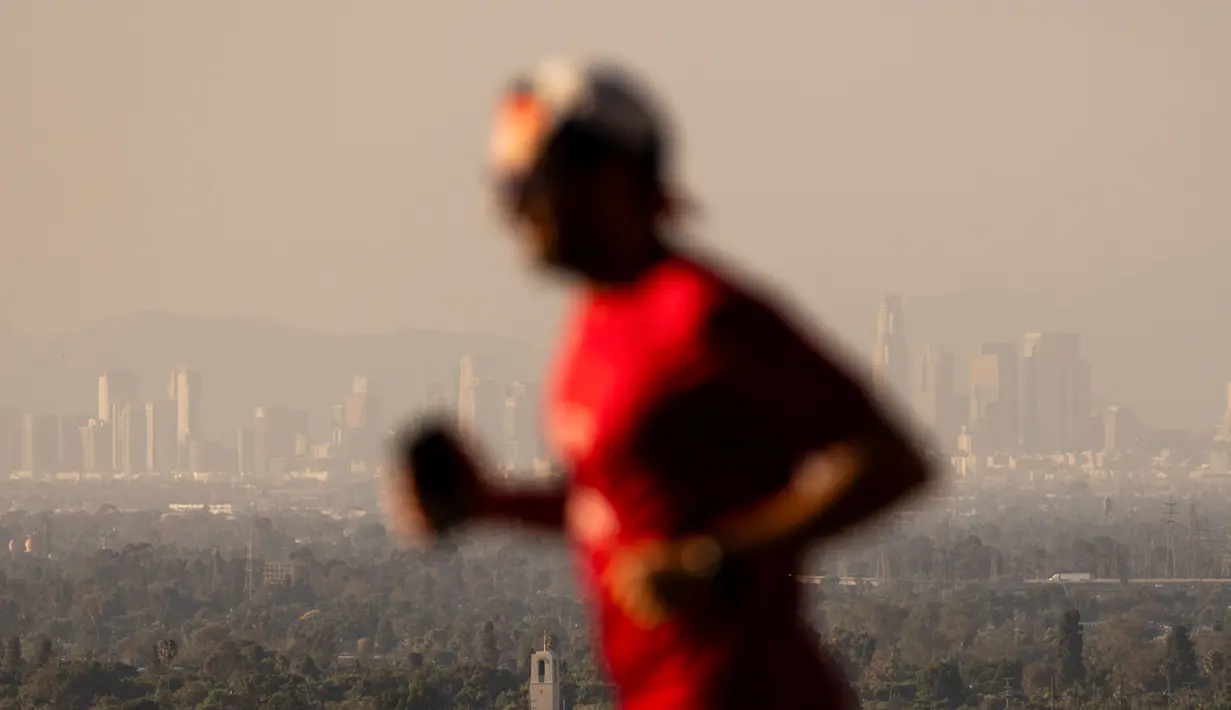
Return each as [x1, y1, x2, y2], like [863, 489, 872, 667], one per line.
[932, 540, 947, 582]
[875, 542, 891, 582]
[210, 545, 222, 592]
[243, 535, 256, 598]
[1189, 503, 1204, 580]
[1221, 528, 1231, 579]
[1162, 499, 1180, 578]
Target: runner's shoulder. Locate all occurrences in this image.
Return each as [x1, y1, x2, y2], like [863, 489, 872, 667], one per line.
[679, 254, 854, 376]
[636, 253, 741, 347]
[657, 253, 772, 325]
[672, 256, 797, 349]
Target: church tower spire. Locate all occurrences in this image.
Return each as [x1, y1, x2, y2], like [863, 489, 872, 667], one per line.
[529, 631, 562, 710]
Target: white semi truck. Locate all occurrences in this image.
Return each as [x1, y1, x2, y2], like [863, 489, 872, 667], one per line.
[1048, 572, 1093, 582]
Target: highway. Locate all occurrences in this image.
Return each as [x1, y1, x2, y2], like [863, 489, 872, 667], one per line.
[791, 575, 1231, 587]
[1022, 577, 1231, 585]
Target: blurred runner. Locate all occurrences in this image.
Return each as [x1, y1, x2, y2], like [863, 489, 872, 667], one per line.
[384, 59, 932, 710]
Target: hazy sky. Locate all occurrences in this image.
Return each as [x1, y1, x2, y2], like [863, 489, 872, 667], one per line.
[2, 1, 1228, 341]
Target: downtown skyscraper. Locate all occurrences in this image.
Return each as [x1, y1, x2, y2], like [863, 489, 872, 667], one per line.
[872, 294, 911, 400]
[912, 344, 958, 451]
[1019, 333, 1091, 454]
[169, 366, 202, 471]
[969, 342, 1020, 453]
[98, 369, 139, 424]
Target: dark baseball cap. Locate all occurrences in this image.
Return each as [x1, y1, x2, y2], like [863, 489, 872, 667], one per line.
[490, 59, 671, 179]
[489, 59, 696, 222]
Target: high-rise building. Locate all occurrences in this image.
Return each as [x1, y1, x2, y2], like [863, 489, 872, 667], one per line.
[330, 405, 346, 447]
[1019, 333, 1091, 454]
[237, 427, 255, 477]
[100, 369, 141, 469]
[57, 415, 85, 472]
[253, 406, 308, 478]
[458, 356, 480, 433]
[1102, 406, 1139, 454]
[343, 375, 382, 468]
[80, 419, 112, 473]
[0, 408, 20, 476]
[98, 369, 139, 423]
[473, 378, 506, 457]
[913, 345, 957, 451]
[114, 403, 148, 474]
[1212, 383, 1231, 473]
[145, 400, 177, 473]
[872, 295, 910, 399]
[186, 439, 233, 474]
[457, 356, 504, 453]
[20, 414, 59, 474]
[969, 342, 1020, 453]
[1217, 381, 1231, 442]
[172, 367, 202, 442]
[170, 367, 202, 471]
[344, 375, 374, 429]
[505, 381, 543, 472]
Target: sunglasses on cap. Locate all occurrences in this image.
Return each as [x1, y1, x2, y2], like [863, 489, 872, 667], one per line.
[488, 90, 556, 220]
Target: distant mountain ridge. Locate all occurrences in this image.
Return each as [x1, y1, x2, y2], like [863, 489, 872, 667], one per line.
[0, 310, 545, 440]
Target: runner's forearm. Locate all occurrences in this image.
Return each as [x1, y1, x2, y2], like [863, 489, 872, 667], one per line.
[796, 433, 930, 541]
[710, 434, 929, 556]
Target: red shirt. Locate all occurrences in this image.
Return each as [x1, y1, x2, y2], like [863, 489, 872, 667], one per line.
[547, 255, 869, 710]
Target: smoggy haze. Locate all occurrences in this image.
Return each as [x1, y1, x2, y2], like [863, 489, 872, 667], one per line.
[2, 2, 1230, 427]
[2, 1, 1227, 331]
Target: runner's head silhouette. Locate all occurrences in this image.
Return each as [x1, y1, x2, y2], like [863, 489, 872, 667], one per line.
[488, 60, 684, 284]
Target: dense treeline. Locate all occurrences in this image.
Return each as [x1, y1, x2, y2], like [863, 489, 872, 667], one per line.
[3, 501, 1231, 708]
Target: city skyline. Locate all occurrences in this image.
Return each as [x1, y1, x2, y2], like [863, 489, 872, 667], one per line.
[0, 358, 551, 481]
[4, 235, 1228, 432]
[4, 296, 1230, 482]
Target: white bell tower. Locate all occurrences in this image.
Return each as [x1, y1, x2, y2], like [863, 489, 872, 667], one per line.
[529, 632, 562, 710]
